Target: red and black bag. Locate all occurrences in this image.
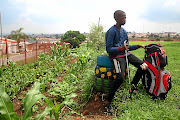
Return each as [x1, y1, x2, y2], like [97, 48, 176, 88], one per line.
[142, 44, 171, 99]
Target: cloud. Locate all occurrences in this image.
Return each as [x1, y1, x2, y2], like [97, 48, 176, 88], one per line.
[1, 0, 180, 33]
[140, 0, 180, 22]
[5, 0, 104, 33]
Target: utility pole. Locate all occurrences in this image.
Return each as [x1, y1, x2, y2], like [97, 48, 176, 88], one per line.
[98, 17, 100, 28]
[0, 12, 2, 40]
[97, 17, 100, 51]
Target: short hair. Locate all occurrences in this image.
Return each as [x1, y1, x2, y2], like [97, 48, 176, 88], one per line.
[114, 10, 125, 20]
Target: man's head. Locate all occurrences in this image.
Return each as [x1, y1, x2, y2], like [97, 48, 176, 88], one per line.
[114, 10, 126, 25]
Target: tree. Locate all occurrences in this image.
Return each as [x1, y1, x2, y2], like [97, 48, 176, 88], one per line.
[88, 23, 105, 51]
[55, 34, 59, 39]
[154, 34, 159, 38]
[8, 28, 29, 52]
[149, 33, 154, 38]
[61, 30, 86, 48]
[175, 34, 179, 38]
[132, 34, 136, 38]
[168, 33, 170, 38]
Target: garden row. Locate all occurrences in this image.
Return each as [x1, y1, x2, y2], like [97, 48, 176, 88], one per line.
[0, 42, 104, 119]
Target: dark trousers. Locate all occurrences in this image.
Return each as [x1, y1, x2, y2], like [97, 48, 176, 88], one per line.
[107, 54, 143, 102]
[131, 68, 144, 85]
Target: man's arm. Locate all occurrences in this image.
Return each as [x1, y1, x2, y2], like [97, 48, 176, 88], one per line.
[106, 30, 119, 55]
[129, 45, 145, 51]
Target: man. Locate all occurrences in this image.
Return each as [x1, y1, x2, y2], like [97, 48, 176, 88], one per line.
[105, 10, 147, 114]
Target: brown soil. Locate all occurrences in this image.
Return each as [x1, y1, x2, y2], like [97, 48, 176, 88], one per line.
[60, 91, 113, 120]
[79, 93, 113, 120]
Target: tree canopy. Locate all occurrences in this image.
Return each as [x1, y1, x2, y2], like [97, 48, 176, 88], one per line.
[61, 30, 86, 48]
[8, 28, 29, 52]
[8, 28, 29, 43]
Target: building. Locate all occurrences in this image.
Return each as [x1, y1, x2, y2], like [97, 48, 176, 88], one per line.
[0, 38, 31, 55]
[0, 38, 17, 55]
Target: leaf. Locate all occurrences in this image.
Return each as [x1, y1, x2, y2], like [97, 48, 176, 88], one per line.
[44, 98, 54, 108]
[66, 93, 77, 98]
[62, 93, 77, 106]
[34, 106, 52, 120]
[0, 85, 18, 120]
[22, 82, 45, 120]
[40, 83, 45, 92]
[43, 98, 54, 119]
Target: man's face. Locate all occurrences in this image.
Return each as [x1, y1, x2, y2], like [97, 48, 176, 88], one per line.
[117, 12, 126, 25]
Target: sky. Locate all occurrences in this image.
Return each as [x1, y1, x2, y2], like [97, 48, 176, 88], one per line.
[0, 0, 180, 34]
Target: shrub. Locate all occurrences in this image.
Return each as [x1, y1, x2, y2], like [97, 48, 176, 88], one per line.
[61, 31, 86, 48]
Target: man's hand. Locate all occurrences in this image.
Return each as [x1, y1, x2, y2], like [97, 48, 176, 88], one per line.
[117, 40, 129, 52]
[139, 45, 145, 49]
[124, 40, 129, 49]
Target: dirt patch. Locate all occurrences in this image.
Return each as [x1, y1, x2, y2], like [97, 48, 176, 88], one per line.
[80, 93, 113, 120]
[62, 92, 113, 120]
[82, 94, 105, 115]
[13, 99, 23, 117]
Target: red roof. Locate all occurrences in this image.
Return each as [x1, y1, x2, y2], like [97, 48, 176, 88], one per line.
[0, 38, 17, 43]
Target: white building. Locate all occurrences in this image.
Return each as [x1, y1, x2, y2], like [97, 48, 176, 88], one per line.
[0, 38, 17, 55]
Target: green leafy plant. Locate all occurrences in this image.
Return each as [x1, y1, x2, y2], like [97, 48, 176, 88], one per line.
[0, 85, 19, 120]
[0, 82, 51, 120]
[44, 93, 78, 120]
[48, 81, 77, 100]
[0, 81, 78, 120]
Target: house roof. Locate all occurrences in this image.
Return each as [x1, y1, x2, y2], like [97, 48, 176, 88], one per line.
[0, 38, 17, 43]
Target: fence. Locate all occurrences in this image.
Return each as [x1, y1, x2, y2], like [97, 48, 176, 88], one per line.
[0, 38, 61, 66]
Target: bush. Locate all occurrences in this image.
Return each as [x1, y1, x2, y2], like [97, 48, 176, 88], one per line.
[88, 23, 105, 51]
[61, 31, 86, 48]
[163, 37, 173, 41]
